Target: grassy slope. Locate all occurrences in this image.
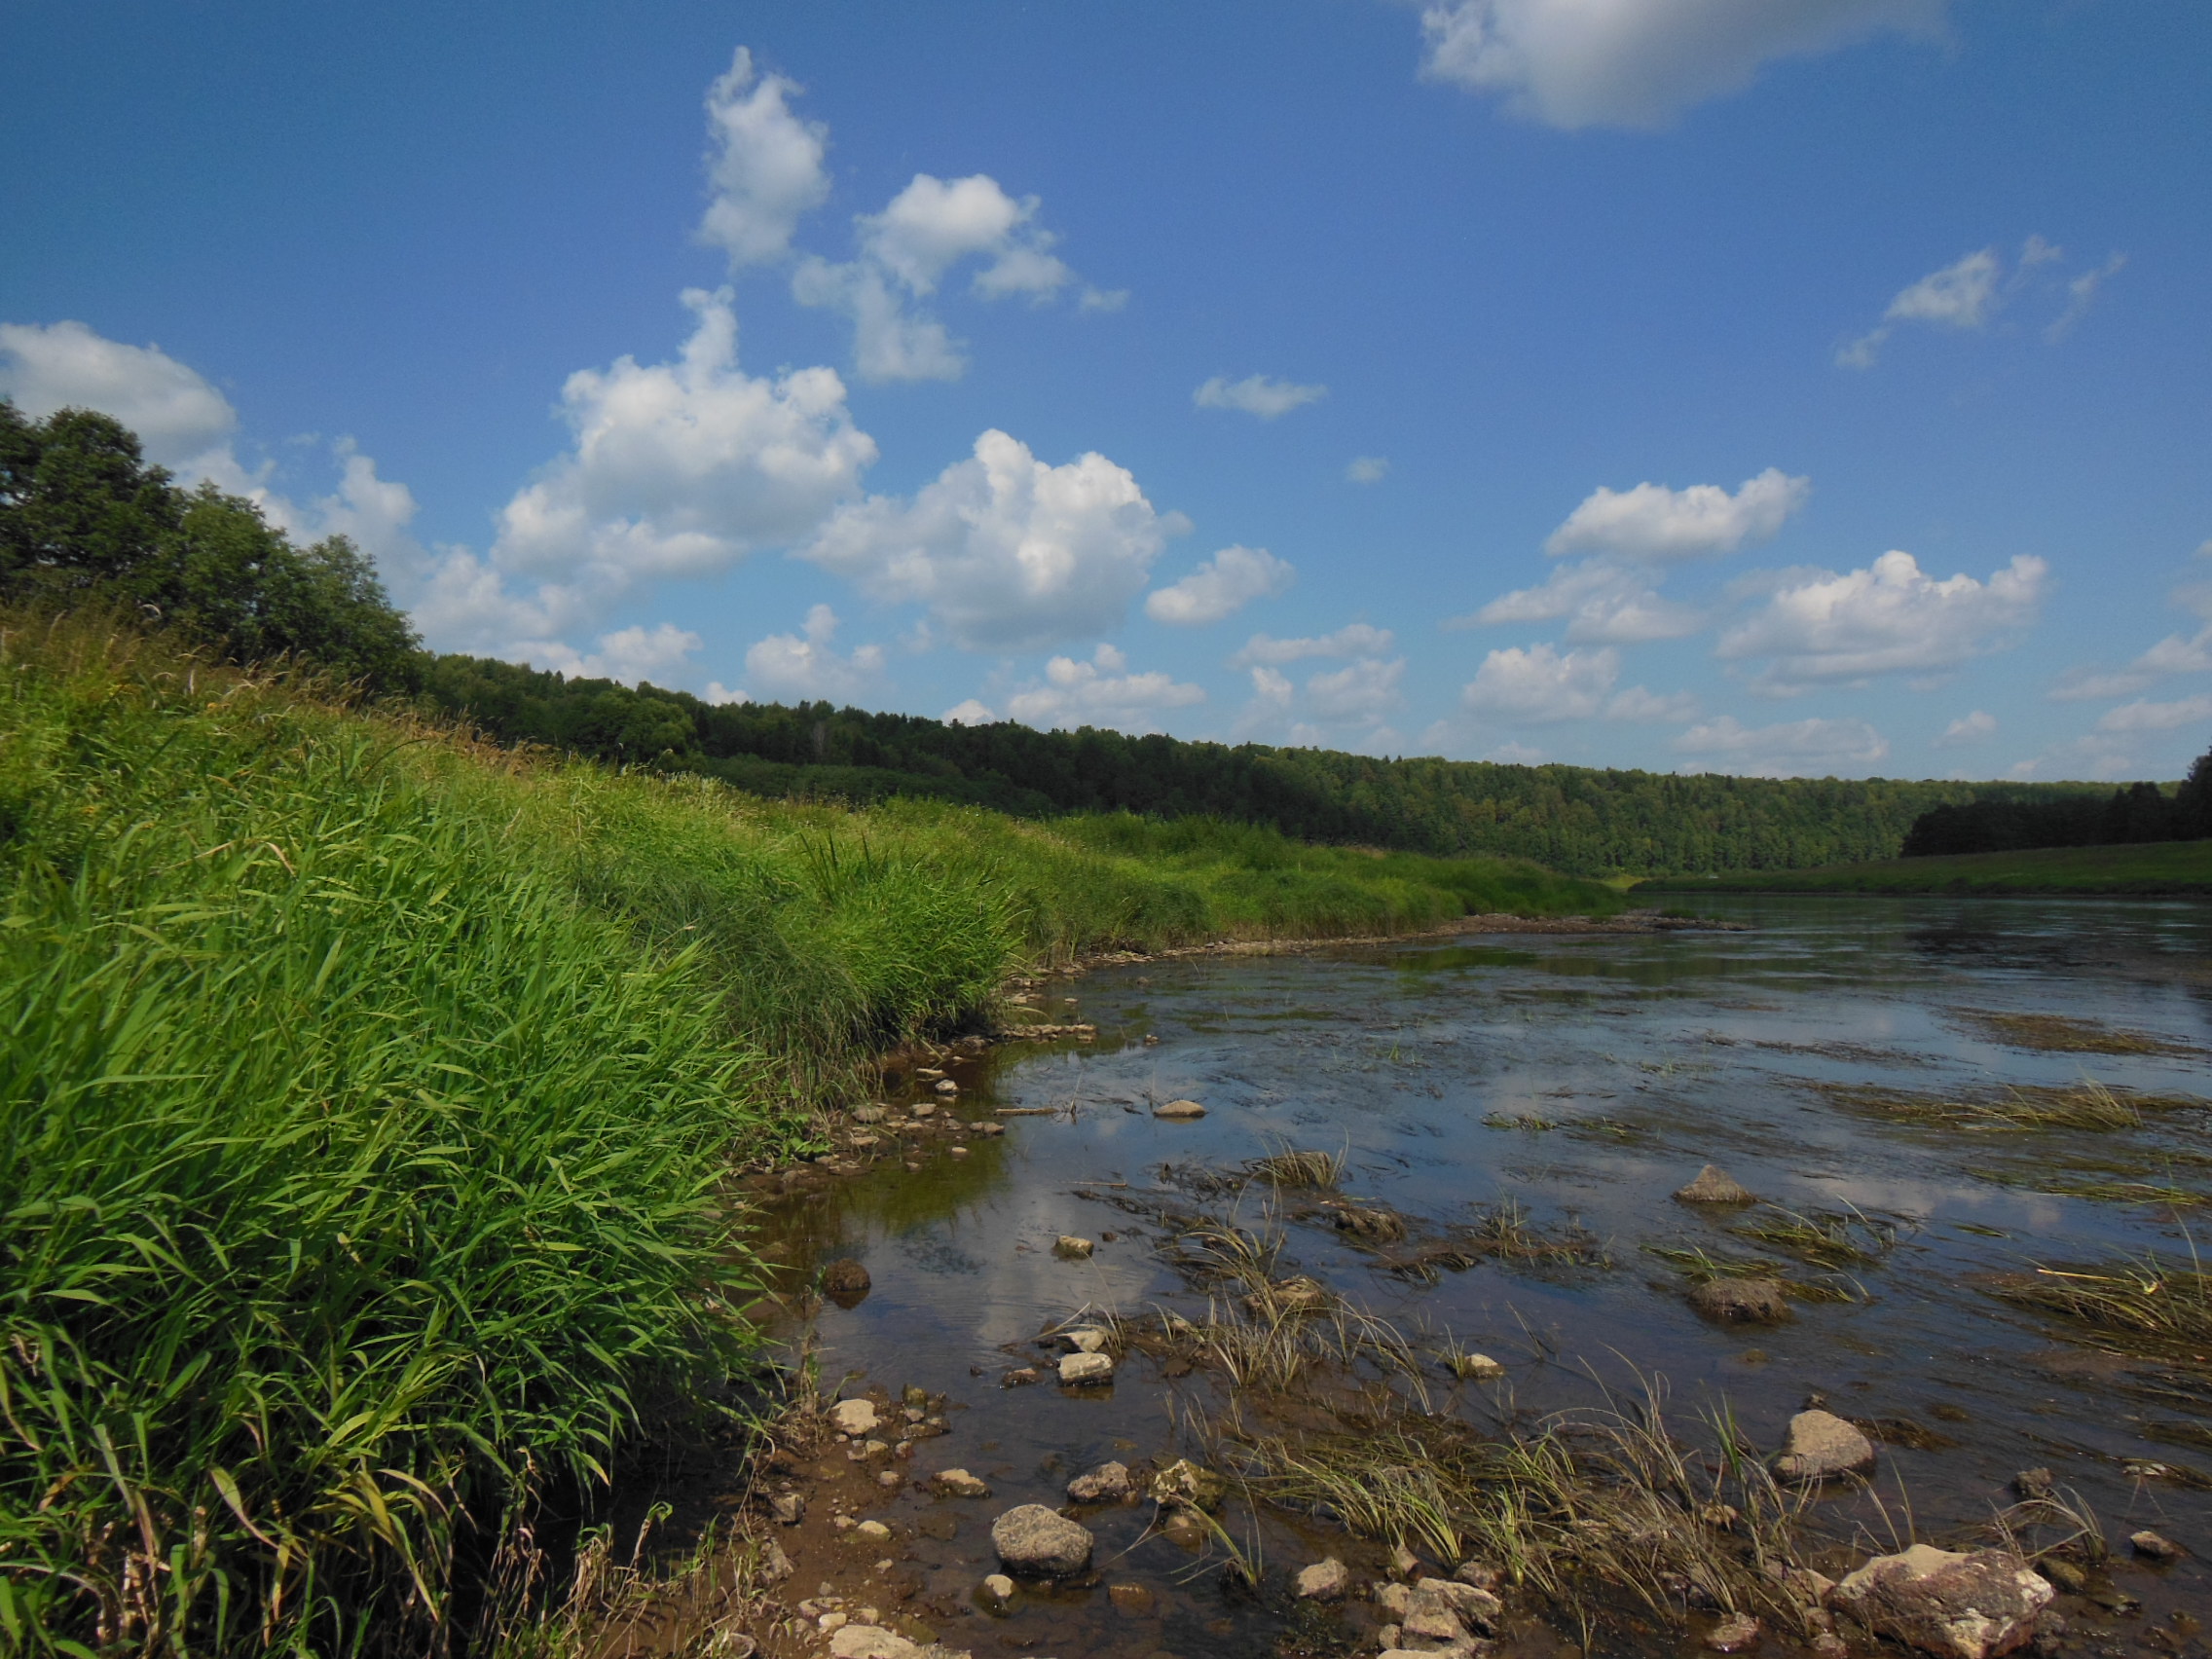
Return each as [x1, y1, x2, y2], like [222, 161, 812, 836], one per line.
[0, 614, 1615, 1653]
[1637, 837, 2212, 895]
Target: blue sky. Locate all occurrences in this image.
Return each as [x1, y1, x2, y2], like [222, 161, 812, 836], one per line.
[4, 1, 2208, 780]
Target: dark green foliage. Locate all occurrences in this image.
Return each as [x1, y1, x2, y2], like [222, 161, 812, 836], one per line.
[421, 653, 2120, 877]
[0, 400, 423, 691]
[1900, 772, 2208, 857]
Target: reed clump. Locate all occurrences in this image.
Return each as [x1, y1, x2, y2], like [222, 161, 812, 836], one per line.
[1992, 1257, 2212, 1362]
[1952, 1009, 2200, 1057]
[1820, 1079, 2201, 1132]
[0, 613, 1620, 1654]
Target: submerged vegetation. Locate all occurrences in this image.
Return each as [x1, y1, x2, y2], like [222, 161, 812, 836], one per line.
[1817, 1079, 2205, 1133]
[1993, 1259, 2212, 1365]
[0, 612, 1619, 1653]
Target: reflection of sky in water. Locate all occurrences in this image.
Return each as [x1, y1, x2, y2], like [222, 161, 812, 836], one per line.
[752, 896, 2212, 1645]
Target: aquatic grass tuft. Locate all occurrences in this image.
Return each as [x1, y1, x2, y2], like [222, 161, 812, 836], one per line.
[1728, 1203, 1899, 1270]
[1819, 1079, 2200, 1133]
[1991, 1255, 2212, 1364]
[1246, 1146, 1346, 1189]
[1951, 1009, 2201, 1057]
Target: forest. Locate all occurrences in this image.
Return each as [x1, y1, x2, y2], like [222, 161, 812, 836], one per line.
[422, 651, 2120, 877]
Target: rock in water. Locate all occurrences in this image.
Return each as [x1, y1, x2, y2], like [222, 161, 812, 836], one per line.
[821, 1259, 872, 1306]
[990, 1504, 1094, 1576]
[1774, 1409, 1875, 1482]
[930, 1468, 991, 1498]
[977, 1572, 1015, 1609]
[1415, 1577, 1502, 1633]
[2129, 1529, 2182, 1560]
[1676, 1164, 1755, 1203]
[1066, 1460, 1134, 1503]
[1053, 1235, 1095, 1259]
[1058, 1351, 1114, 1384]
[1296, 1558, 1350, 1600]
[1830, 1545, 2054, 1659]
[1689, 1276, 1791, 1324]
[1154, 1098, 1207, 1120]
[829, 1397, 881, 1435]
[1706, 1613, 1761, 1652]
[1150, 1457, 1227, 1510]
[828, 1629, 924, 1659]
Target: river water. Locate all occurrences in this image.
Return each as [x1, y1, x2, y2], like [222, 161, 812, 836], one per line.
[748, 898, 2212, 1658]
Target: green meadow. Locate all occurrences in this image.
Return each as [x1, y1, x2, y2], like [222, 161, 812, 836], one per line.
[0, 611, 1616, 1653]
[1637, 837, 2212, 896]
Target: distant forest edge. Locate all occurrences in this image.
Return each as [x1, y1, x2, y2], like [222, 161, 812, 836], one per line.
[7, 398, 2195, 882]
[424, 652, 2125, 878]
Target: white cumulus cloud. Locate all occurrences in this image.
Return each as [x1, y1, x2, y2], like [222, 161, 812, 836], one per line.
[0, 319, 240, 474]
[1305, 656, 1407, 723]
[794, 170, 1088, 384]
[1231, 624, 1397, 668]
[1933, 710, 1998, 747]
[1717, 550, 2046, 693]
[1461, 643, 1620, 721]
[1604, 684, 1700, 722]
[1546, 467, 1810, 560]
[741, 604, 888, 702]
[1418, 0, 1946, 130]
[1467, 560, 1703, 643]
[1346, 456, 1391, 484]
[1193, 375, 1327, 420]
[1673, 714, 1891, 777]
[517, 622, 705, 687]
[1003, 643, 1205, 733]
[802, 428, 1173, 651]
[943, 698, 998, 726]
[697, 48, 830, 269]
[1145, 544, 1294, 625]
[2096, 695, 2212, 735]
[451, 287, 875, 656]
[1839, 247, 2000, 367]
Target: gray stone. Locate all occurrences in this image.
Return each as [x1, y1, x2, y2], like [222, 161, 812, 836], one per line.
[1150, 1457, 1227, 1510]
[1706, 1613, 1761, 1652]
[1676, 1164, 1756, 1204]
[1774, 1409, 1875, 1482]
[1057, 1350, 1114, 1384]
[1831, 1545, 2054, 1659]
[1447, 1351, 1506, 1380]
[1063, 1326, 1108, 1351]
[830, 1397, 880, 1435]
[977, 1572, 1015, 1609]
[1689, 1276, 1791, 1324]
[2011, 1468, 2053, 1500]
[1154, 1098, 1207, 1119]
[1374, 1582, 1413, 1621]
[1066, 1460, 1133, 1503]
[1296, 1557, 1350, 1601]
[1415, 1577, 1502, 1633]
[934, 1078, 960, 1095]
[770, 1492, 806, 1525]
[829, 1628, 923, 1659]
[990, 1504, 1094, 1576]
[2128, 1529, 2182, 1561]
[930, 1468, 991, 1498]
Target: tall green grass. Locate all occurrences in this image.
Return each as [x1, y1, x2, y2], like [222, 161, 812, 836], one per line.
[0, 613, 1613, 1653]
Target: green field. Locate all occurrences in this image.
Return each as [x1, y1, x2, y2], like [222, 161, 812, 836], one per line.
[1637, 837, 2212, 896]
[0, 610, 1616, 1654]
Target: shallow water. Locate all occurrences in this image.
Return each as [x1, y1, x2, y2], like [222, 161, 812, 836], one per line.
[748, 898, 2212, 1657]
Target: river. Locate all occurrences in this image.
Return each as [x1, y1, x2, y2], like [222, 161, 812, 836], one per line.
[741, 898, 2212, 1659]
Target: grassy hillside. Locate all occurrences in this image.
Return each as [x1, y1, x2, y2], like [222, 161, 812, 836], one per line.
[0, 612, 1615, 1654]
[423, 653, 2123, 877]
[1638, 838, 2212, 896]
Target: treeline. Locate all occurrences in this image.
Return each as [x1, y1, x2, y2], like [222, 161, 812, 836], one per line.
[12, 399, 2194, 881]
[1901, 769, 2212, 857]
[2, 402, 421, 690]
[421, 652, 2112, 877]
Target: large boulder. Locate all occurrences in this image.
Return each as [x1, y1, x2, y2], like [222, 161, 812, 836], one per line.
[1831, 1545, 2053, 1659]
[1774, 1409, 1875, 1482]
[990, 1504, 1094, 1576]
[1676, 1164, 1755, 1203]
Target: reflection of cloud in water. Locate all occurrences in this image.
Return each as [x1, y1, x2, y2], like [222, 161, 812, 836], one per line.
[1805, 1172, 2068, 1234]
